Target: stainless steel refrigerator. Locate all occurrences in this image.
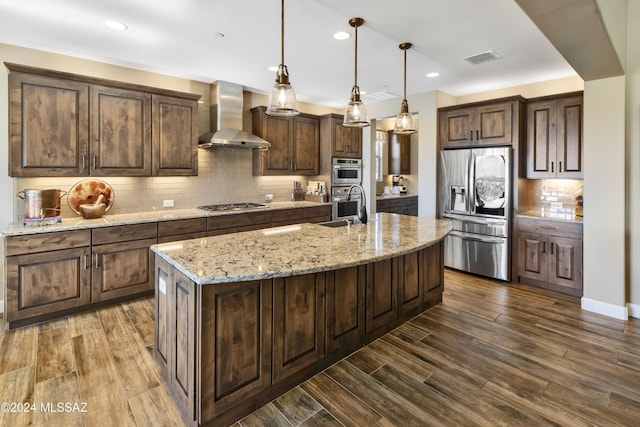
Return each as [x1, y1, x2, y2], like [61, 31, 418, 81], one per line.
[439, 147, 511, 281]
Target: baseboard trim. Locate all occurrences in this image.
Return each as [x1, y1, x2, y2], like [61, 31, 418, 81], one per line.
[581, 297, 628, 320]
[628, 303, 640, 319]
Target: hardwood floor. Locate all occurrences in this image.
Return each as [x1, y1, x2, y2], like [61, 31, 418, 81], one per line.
[1, 269, 639, 426]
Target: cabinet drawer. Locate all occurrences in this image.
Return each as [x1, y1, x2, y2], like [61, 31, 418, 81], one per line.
[305, 205, 332, 219]
[5, 230, 91, 256]
[207, 211, 273, 231]
[158, 232, 207, 244]
[517, 217, 583, 239]
[158, 218, 207, 237]
[92, 223, 158, 245]
[273, 208, 305, 223]
[390, 198, 407, 208]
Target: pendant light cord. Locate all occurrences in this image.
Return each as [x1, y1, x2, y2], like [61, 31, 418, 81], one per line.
[354, 24, 358, 87]
[280, 0, 285, 66]
[403, 47, 407, 99]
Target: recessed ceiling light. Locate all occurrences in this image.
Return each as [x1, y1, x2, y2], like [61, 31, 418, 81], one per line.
[333, 31, 351, 40]
[426, 72, 440, 78]
[268, 66, 278, 72]
[105, 21, 127, 31]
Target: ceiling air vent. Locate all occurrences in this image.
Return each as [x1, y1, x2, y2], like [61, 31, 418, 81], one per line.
[364, 91, 399, 101]
[464, 50, 502, 65]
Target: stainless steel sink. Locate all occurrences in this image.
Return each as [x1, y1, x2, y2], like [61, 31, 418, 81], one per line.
[317, 219, 351, 228]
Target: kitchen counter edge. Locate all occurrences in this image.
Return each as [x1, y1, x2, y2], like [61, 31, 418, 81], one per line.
[1, 201, 331, 237]
[151, 213, 452, 286]
[517, 210, 583, 224]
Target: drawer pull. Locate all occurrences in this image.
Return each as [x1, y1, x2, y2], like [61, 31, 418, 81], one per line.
[84, 254, 89, 270]
[95, 253, 101, 268]
[542, 242, 546, 254]
[550, 242, 554, 255]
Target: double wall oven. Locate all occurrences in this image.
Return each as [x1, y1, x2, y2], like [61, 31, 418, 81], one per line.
[439, 147, 511, 281]
[331, 158, 362, 221]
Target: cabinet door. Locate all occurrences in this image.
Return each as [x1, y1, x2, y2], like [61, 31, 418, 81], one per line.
[263, 115, 292, 174]
[5, 247, 91, 322]
[326, 266, 365, 354]
[346, 126, 363, 158]
[474, 102, 512, 145]
[527, 100, 557, 178]
[292, 116, 320, 175]
[548, 236, 582, 291]
[9, 73, 89, 177]
[90, 85, 152, 176]
[516, 232, 548, 282]
[152, 95, 198, 176]
[556, 96, 583, 179]
[439, 108, 473, 148]
[398, 251, 423, 316]
[273, 273, 326, 383]
[331, 120, 348, 157]
[388, 131, 411, 175]
[91, 238, 156, 302]
[200, 280, 272, 420]
[154, 257, 172, 378]
[366, 258, 397, 341]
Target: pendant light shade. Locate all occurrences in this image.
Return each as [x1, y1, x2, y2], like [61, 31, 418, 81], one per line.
[267, 0, 299, 117]
[344, 17, 370, 128]
[394, 43, 417, 134]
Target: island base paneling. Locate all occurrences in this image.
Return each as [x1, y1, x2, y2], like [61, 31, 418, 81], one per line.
[154, 241, 444, 426]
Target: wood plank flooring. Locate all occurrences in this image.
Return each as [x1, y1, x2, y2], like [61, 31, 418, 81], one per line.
[1, 270, 639, 426]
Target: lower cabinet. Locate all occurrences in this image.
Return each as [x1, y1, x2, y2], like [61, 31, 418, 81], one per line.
[4, 224, 156, 328]
[516, 217, 583, 296]
[377, 196, 418, 216]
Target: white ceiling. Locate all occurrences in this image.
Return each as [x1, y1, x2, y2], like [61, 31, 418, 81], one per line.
[0, 0, 578, 109]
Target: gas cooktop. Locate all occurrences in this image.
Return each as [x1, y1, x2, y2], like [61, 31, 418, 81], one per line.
[197, 202, 267, 212]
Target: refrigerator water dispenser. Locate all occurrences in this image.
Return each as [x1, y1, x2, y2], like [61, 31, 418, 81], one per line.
[450, 185, 466, 212]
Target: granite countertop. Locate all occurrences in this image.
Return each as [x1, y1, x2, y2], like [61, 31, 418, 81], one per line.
[518, 210, 583, 224]
[151, 213, 452, 286]
[0, 201, 331, 237]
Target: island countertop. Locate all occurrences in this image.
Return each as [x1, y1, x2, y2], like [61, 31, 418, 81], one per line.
[151, 213, 452, 285]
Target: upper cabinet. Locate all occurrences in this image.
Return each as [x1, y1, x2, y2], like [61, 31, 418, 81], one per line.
[439, 100, 515, 148]
[251, 106, 320, 176]
[320, 113, 362, 159]
[387, 130, 411, 174]
[526, 93, 583, 179]
[6, 63, 199, 177]
[152, 94, 198, 176]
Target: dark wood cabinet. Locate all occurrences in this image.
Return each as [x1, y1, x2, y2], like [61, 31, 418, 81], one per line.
[439, 101, 514, 148]
[154, 257, 198, 424]
[152, 94, 199, 176]
[6, 63, 199, 177]
[388, 130, 411, 174]
[273, 274, 326, 383]
[377, 196, 418, 216]
[251, 106, 320, 176]
[5, 230, 93, 326]
[320, 113, 362, 159]
[526, 93, 583, 179]
[207, 211, 273, 236]
[365, 258, 397, 341]
[90, 85, 152, 176]
[8, 72, 89, 177]
[158, 218, 207, 243]
[325, 266, 365, 354]
[304, 205, 332, 223]
[516, 217, 583, 296]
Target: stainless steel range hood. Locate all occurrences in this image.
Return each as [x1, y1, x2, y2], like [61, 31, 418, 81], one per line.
[198, 81, 270, 150]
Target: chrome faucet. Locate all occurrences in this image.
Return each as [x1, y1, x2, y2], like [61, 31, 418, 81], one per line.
[347, 184, 368, 224]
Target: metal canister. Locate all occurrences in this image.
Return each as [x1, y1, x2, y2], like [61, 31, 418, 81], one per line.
[17, 189, 66, 219]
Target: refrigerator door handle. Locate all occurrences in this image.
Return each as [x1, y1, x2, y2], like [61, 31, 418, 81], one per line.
[469, 151, 476, 214]
[449, 230, 506, 245]
[442, 213, 506, 226]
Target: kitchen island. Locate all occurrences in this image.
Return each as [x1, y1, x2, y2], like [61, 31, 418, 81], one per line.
[151, 213, 451, 426]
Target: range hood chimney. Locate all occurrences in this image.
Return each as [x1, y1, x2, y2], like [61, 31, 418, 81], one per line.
[198, 81, 270, 150]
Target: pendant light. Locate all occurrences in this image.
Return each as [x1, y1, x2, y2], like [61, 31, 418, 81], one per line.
[266, 0, 299, 117]
[393, 43, 417, 134]
[344, 17, 370, 128]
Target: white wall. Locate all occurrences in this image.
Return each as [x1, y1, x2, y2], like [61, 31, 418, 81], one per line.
[582, 76, 627, 319]
[625, 0, 640, 316]
[366, 92, 439, 218]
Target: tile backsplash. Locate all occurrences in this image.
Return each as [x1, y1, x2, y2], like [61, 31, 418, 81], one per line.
[524, 179, 583, 214]
[12, 149, 307, 223]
